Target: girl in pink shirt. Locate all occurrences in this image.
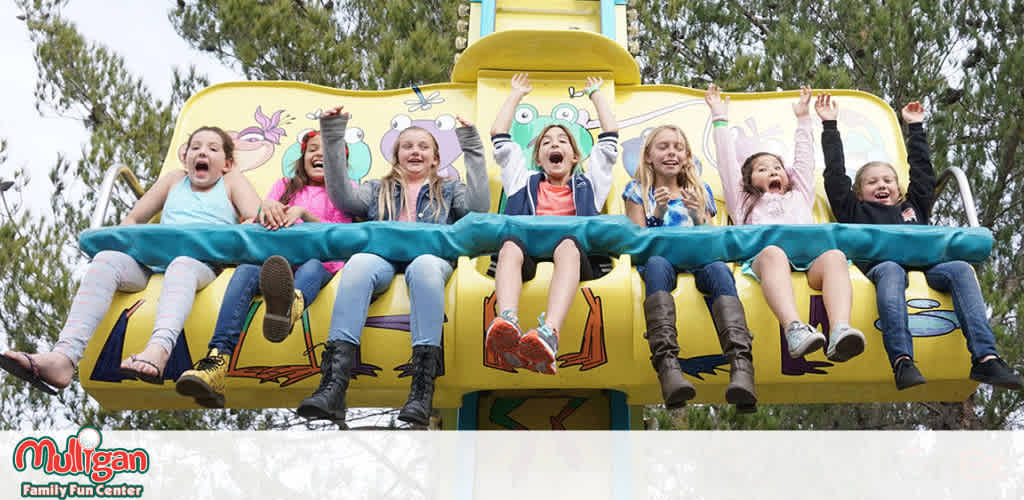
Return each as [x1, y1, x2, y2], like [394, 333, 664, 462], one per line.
[175, 130, 353, 408]
[707, 85, 864, 363]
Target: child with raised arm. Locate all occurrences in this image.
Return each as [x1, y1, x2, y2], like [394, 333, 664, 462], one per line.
[707, 84, 865, 363]
[486, 73, 619, 375]
[0, 127, 261, 394]
[818, 94, 1022, 390]
[624, 124, 757, 411]
[297, 106, 489, 427]
[175, 130, 353, 408]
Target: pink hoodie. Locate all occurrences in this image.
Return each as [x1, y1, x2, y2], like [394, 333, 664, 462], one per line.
[713, 113, 816, 225]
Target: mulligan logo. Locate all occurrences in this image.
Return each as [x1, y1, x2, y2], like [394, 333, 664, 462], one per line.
[12, 426, 147, 498]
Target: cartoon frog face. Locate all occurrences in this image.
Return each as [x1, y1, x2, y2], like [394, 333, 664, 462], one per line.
[280, 126, 372, 182]
[510, 103, 595, 172]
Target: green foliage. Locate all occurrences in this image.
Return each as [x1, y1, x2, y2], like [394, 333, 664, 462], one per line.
[169, 0, 457, 90]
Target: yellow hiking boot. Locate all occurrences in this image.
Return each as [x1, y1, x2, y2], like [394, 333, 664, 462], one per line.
[175, 348, 229, 408]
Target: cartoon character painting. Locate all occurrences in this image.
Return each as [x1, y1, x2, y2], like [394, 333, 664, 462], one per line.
[177, 106, 290, 173]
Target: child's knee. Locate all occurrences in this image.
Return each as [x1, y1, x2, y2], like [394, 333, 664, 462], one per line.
[166, 255, 203, 273]
[819, 249, 848, 267]
[498, 240, 525, 264]
[553, 237, 582, 262]
[757, 245, 788, 266]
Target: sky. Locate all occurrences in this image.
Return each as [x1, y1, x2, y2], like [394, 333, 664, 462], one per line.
[0, 0, 241, 217]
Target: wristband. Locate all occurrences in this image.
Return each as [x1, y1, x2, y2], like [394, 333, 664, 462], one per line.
[585, 85, 601, 97]
[712, 120, 728, 128]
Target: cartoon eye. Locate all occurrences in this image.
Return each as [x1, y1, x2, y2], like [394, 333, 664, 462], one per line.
[551, 104, 578, 123]
[345, 127, 365, 144]
[435, 114, 456, 131]
[238, 132, 265, 143]
[391, 115, 412, 131]
[514, 104, 536, 124]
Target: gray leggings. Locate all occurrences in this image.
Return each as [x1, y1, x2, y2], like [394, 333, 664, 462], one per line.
[53, 250, 215, 364]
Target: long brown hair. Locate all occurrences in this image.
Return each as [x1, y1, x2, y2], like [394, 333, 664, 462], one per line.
[738, 151, 786, 224]
[853, 161, 904, 203]
[279, 130, 319, 205]
[634, 125, 707, 221]
[377, 126, 446, 222]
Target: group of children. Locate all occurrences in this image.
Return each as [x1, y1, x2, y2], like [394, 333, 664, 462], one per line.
[1, 76, 1020, 425]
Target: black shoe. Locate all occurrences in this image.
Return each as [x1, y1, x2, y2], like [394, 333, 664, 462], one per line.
[969, 357, 1023, 390]
[894, 358, 926, 390]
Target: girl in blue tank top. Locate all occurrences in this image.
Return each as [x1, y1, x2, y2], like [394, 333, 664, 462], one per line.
[0, 127, 262, 394]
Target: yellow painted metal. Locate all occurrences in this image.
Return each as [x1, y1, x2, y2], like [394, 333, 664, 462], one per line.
[451, 30, 641, 84]
[76, 5, 980, 411]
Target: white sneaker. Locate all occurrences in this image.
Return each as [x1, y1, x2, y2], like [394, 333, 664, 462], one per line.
[826, 324, 866, 362]
[785, 322, 826, 358]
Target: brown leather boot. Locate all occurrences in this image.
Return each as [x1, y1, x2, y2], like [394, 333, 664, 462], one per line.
[711, 295, 757, 413]
[644, 291, 696, 408]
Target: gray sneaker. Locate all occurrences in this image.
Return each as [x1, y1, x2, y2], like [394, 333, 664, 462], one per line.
[826, 324, 866, 362]
[785, 321, 826, 358]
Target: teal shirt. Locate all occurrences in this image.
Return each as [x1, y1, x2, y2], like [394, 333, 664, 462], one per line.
[161, 175, 237, 225]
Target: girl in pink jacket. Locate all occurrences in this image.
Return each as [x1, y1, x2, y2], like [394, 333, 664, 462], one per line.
[706, 85, 864, 363]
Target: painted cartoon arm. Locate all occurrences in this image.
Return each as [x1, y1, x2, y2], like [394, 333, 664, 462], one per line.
[120, 170, 187, 225]
[450, 118, 491, 219]
[705, 84, 745, 224]
[491, 73, 532, 136]
[223, 169, 262, 221]
[817, 93, 858, 222]
[321, 108, 375, 218]
[902, 102, 936, 222]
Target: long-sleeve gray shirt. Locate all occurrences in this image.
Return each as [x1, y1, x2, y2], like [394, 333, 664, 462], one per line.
[321, 114, 490, 223]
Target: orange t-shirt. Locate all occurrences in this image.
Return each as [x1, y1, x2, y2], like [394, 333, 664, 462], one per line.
[536, 181, 576, 216]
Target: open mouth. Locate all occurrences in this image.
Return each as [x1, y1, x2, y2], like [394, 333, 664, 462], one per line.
[768, 179, 783, 192]
[194, 161, 210, 174]
[313, 160, 324, 169]
[548, 152, 564, 164]
[875, 191, 890, 200]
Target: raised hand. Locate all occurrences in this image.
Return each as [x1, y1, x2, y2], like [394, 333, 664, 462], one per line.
[705, 84, 729, 117]
[901, 101, 925, 124]
[585, 76, 604, 96]
[510, 73, 533, 96]
[456, 115, 473, 128]
[815, 92, 838, 121]
[792, 86, 812, 117]
[322, 105, 350, 119]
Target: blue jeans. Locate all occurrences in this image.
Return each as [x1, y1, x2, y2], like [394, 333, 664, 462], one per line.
[209, 260, 334, 352]
[641, 256, 737, 300]
[329, 253, 453, 347]
[866, 260, 998, 368]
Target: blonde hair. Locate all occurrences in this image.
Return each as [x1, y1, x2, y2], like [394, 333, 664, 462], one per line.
[377, 126, 447, 222]
[853, 161, 904, 203]
[532, 124, 583, 173]
[634, 125, 707, 220]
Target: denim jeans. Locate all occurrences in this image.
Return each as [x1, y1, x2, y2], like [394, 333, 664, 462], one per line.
[866, 260, 998, 367]
[328, 253, 453, 347]
[209, 259, 334, 352]
[641, 256, 738, 300]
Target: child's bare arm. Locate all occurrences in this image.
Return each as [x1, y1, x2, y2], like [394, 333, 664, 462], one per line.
[586, 77, 618, 133]
[120, 170, 186, 225]
[224, 169, 262, 221]
[491, 73, 532, 136]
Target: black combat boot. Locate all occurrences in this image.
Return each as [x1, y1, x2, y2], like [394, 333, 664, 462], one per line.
[397, 345, 443, 426]
[297, 340, 357, 426]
